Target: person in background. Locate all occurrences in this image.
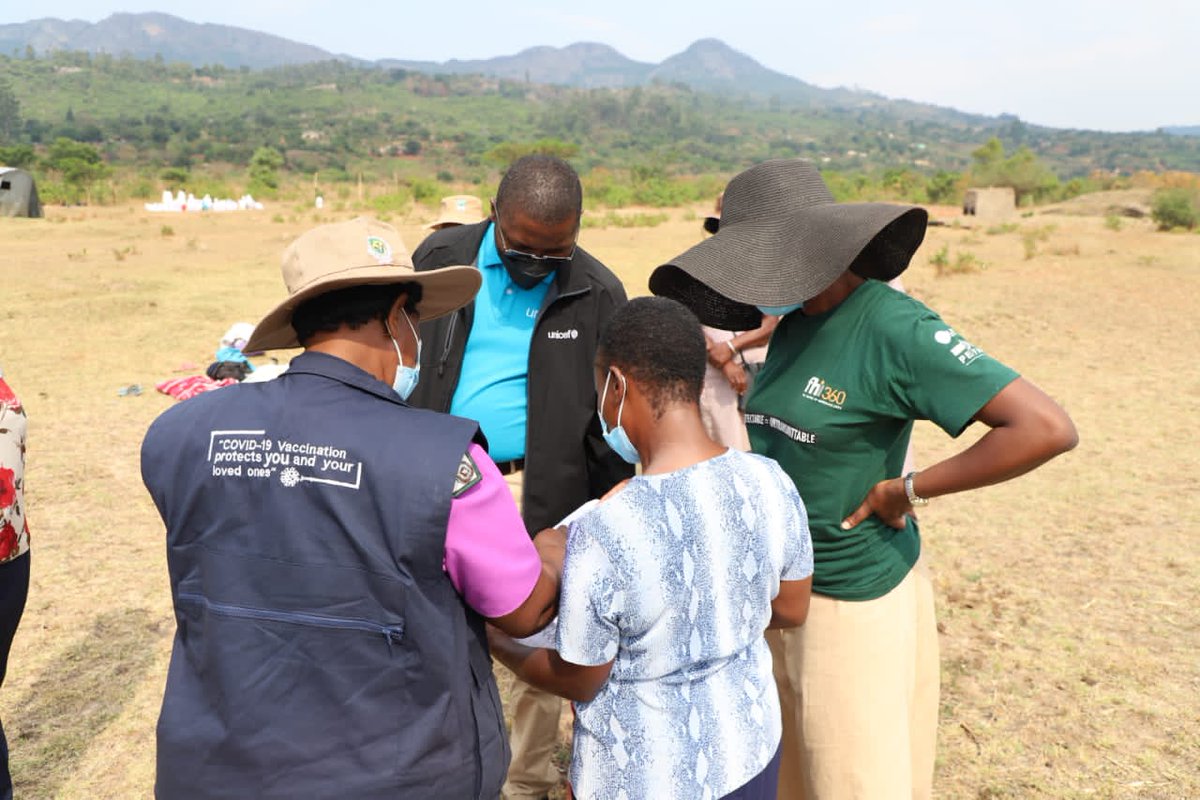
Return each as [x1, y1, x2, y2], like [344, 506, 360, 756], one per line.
[651, 159, 1077, 800]
[142, 217, 564, 799]
[426, 194, 485, 231]
[697, 194, 778, 449]
[490, 297, 814, 800]
[409, 155, 633, 800]
[0, 369, 29, 800]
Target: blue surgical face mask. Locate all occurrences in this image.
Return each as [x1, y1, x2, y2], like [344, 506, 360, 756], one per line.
[389, 309, 421, 401]
[756, 303, 803, 317]
[598, 370, 640, 465]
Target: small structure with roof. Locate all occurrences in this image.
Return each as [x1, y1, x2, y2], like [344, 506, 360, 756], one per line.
[0, 167, 43, 218]
[963, 187, 1015, 219]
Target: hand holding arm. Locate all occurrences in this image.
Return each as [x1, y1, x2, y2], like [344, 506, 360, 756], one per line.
[487, 625, 615, 703]
[706, 336, 734, 368]
[721, 360, 748, 394]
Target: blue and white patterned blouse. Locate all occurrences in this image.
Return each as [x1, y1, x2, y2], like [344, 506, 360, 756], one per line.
[556, 449, 813, 800]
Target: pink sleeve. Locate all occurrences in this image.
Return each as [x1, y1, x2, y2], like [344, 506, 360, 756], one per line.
[443, 443, 542, 618]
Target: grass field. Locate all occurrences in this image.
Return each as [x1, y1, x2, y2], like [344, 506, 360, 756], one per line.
[1, 195, 1197, 798]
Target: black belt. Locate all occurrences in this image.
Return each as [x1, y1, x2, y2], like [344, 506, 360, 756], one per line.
[495, 458, 525, 476]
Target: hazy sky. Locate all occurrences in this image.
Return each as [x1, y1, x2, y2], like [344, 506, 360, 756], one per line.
[5, 0, 1197, 132]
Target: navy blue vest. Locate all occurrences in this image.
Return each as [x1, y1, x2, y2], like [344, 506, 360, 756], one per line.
[142, 352, 508, 799]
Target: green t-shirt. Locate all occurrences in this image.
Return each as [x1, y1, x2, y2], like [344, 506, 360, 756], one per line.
[744, 280, 1019, 600]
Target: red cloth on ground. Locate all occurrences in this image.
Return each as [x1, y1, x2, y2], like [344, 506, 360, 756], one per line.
[156, 375, 237, 402]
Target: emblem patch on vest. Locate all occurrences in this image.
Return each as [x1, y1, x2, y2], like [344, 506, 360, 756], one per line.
[453, 452, 482, 497]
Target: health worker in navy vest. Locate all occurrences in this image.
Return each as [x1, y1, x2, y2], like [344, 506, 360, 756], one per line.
[409, 155, 633, 800]
[141, 217, 567, 800]
[650, 160, 1078, 800]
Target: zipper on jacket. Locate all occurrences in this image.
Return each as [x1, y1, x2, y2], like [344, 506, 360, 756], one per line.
[177, 592, 405, 653]
[437, 311, 459, 379]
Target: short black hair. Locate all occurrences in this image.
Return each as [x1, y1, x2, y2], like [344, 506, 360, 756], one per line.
[292, 281, 422, 346]
[597, 296, 706, 414]
[495, 155, 583, 226]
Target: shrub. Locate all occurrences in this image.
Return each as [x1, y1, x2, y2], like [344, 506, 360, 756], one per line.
[485, 138, 579, 166]
[580, 211, 669, 229]
[1021, 225, 1055, 260]
[407, 177, 440, 205]
[926, 171, 962, 205]
[128, 175, 159, 200]
[159, 166, 190, 188]
[0, 144, 36, 168]
[932, 246, 984, 277]
[1150, 188, 1199, 231]
[248, 146, 284, 196]
[952, 251, 985, 274]
[371, 189, 413, 215]
[1103, 214, 1123, 231]
[985, 222, 1018, 235]
[160, 224, 174, 237]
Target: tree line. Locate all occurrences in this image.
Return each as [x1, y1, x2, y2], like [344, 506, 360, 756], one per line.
[0, 51, 1197, 207]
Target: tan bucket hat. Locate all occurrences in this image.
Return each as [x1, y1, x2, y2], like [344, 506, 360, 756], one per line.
[246, 216, 480, 352]
[425, 194, 485, 230]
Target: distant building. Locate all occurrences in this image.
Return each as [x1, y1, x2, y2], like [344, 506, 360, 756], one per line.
[963, 187, 1015, 219]
[0, 167, 43, 218]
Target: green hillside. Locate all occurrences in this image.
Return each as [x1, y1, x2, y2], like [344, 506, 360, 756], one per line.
[1, 51, 1197, 201]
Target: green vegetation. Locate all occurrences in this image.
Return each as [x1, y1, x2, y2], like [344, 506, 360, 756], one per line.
[1150, 188, 1199, 230]
[248, 146, 284, 195]
[968, 137, 1060, 205]
[1021, 225, 1057, 260]
[0, 52, 1198, 208]
[580, 211, 670, 229]
[1103, 214, 1123, 231]
[40, 137, 112, 203]
[929, 244, 984, 276]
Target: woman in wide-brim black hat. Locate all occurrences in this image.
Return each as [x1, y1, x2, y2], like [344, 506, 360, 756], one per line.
[651, 159, 1078, 800]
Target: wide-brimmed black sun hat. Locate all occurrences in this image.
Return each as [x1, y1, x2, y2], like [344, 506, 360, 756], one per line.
[650, 159, 928, 329]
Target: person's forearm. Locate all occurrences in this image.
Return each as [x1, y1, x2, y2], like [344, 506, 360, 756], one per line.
[730, 315, 779, 352]
[842, 379, 1076, 531]
[912, 413, 1076, 500]
[489, 633, 602, 702]
[522, 535, 567, 630]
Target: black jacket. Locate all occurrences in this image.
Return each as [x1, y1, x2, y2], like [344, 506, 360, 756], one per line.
[410, 220, 634, 534]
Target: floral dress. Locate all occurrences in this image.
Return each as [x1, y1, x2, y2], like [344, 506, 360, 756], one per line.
[0, 373, 29, 564]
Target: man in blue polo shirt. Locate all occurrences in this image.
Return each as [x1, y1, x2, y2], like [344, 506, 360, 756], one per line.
[410, 155, 631, 800]
[448, 210, 554, 466]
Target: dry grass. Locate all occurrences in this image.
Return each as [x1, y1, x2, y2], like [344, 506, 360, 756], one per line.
[1, 202, 1197, 798]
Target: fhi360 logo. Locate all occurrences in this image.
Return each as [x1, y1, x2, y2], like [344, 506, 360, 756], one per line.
[803, 376, 847, 409]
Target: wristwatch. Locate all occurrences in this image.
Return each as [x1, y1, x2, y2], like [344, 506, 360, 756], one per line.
[904, 472, 930, 507]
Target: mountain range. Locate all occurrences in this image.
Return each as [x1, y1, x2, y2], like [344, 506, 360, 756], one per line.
[1, 12, 984, 126]
[0, 13, 336, 70]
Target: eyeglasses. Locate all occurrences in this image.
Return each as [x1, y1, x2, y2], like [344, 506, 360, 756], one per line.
[494, 203, 577, 270]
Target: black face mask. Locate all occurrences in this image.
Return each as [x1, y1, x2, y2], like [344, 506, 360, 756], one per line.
[500, 250, 557, 290]
[493, 211, 576, 290]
